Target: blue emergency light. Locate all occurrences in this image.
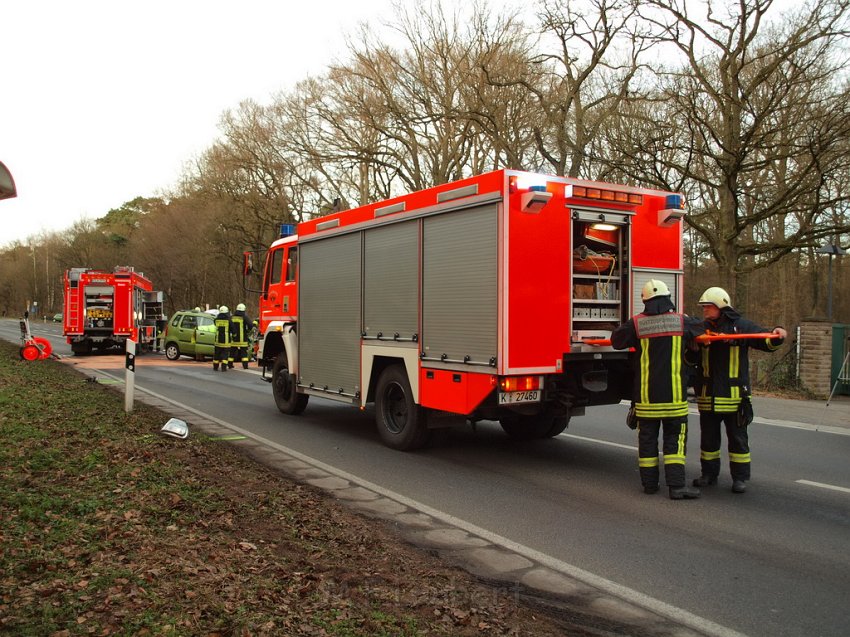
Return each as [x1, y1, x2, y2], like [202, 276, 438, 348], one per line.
[665, 194, 683, 209]
[280, 224, 295, 237]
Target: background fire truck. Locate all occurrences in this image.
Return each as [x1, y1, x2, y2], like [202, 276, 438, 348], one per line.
[244, 169, 686, 449]
[63, 266, 165, 355]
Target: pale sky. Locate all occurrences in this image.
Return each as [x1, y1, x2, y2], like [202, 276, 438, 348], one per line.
[0, 0, 416, 247]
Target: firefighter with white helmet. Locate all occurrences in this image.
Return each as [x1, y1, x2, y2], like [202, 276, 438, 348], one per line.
[612, 279, 705, 499]
[229, 302, 253, 369]
[694, 287, 787, 493]
[213, 305, 232, 372]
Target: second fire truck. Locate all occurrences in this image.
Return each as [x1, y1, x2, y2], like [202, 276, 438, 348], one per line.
[63, 266, 165, 355]
[244, 169, 686, 449]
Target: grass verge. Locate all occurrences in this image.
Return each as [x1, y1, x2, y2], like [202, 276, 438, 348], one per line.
[0, 341, 568, 636]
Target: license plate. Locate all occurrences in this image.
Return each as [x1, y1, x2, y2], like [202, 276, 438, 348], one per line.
[498, 390, 541, 404]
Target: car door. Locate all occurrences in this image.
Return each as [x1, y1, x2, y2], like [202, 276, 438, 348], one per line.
[176, 314, 199, 355]
[194, 315, 216, 357]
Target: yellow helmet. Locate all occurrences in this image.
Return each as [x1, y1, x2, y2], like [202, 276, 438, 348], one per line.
[698, 287, 731, 309]
[236, 303, 246, 311]
[641, 279, 670, 301]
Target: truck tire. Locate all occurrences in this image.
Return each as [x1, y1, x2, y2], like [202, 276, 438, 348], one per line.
[272, 353, 308, 415]
[164, 342, 181, 361]
[71, 340, 92, 356]
[499, 410, 569, 440]
[375, 364, 431, 451]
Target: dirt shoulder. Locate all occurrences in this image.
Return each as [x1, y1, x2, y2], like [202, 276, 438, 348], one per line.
[0, 341, 585, 636]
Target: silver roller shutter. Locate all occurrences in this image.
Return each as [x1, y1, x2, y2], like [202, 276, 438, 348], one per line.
[363, 222, 418, 340]
[299, 233, 362, 395]
[422, 204, 498, 366]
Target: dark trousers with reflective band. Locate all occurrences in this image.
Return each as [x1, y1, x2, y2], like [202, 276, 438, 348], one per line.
[213, 346, 229, 366]
[637, 417, 688, 489]
[698, 411, 751, 480]
[231, 346, 249, 365]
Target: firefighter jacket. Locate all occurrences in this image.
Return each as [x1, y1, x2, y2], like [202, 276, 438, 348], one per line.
[612, 297, 704, 419]
[696, 307, 784, 413]
[230, 310, 251, 347]
[214, 311, 232, 347]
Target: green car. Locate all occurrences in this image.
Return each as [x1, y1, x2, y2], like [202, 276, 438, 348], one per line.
[163, 310, 217, 361]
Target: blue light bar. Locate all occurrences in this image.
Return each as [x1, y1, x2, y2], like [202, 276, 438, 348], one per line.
[280, 224, 295, 237]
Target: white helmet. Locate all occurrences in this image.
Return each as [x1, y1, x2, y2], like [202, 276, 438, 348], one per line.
[219, 305, 229, 314]
[698, 287, 731, 309]
[236, 303, 246, 311]
[641, 279, 670, 301]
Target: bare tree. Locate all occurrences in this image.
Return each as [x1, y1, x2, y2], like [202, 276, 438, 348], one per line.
[478, 0, 651, 177]
[626, 0, 850, 306]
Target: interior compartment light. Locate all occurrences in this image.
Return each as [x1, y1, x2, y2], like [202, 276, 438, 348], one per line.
[590, 223, 618, 231]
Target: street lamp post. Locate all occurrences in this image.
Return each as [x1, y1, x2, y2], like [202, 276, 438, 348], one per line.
[816, 243, 847, 320]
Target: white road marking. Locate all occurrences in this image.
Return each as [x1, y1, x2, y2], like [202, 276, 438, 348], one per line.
[561, 433, 637, 451]
[90, 367, 747, 637]
[795, 480, 850, 494]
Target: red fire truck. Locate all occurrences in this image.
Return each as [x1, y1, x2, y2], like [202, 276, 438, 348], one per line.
[63, 266, 165, 355]
[244, 169, 686, 449]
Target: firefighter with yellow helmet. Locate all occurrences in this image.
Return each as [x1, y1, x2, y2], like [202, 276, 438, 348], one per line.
[213, 305, 232, 372]
[694, 287, 786, 493]
[612, 279, 705, 499]
[229, 302, 252, 369]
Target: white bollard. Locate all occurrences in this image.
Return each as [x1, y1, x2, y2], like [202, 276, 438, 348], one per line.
[125, 339, 136, 413]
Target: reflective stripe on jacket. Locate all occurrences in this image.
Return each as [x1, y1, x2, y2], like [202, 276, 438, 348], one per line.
[612, 309, 703, 419]
[696, 311, 783, 413]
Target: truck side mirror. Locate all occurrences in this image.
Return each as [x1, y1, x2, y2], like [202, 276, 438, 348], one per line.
[243, 251, 255, 276]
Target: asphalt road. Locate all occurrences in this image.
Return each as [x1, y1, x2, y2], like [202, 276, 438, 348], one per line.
[5, 319, 849, 637]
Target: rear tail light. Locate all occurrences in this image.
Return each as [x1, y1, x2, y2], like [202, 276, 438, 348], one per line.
[499, 376, 541, 392]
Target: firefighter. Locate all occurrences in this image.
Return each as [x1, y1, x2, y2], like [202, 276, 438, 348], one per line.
[229, 303, 252, 369]
[213, 305, 232, 372]
[693, 287, 786, 494]
[612, 279, 705, 500]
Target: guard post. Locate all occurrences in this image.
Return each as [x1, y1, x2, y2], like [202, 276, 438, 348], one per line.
[125, 339, 136, 412]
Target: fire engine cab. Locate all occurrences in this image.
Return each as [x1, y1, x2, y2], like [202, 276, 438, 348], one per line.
[245, 169, 685, 449]
[63, 266, 165, 355]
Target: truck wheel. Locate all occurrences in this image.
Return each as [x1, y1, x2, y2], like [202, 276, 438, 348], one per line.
[71, 341, 92, 356]
[272, 353, 308, 415]
[499, 411, 569, 440]
[164, 342, 181, 361]
[375, 364, 431, 451]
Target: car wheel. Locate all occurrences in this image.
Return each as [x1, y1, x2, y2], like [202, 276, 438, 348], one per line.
[272, 352, 308, 415]
[164, 342, 181, 361]
[375, 364, 431, 451]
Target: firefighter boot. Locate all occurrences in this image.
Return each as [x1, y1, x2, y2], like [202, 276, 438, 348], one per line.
[643, 485, 659, 495]
[213, 364, 219, 371]
[669, 486, 701, 500]
[693, 475, 717, 487]
[732, 480, 747, 494]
